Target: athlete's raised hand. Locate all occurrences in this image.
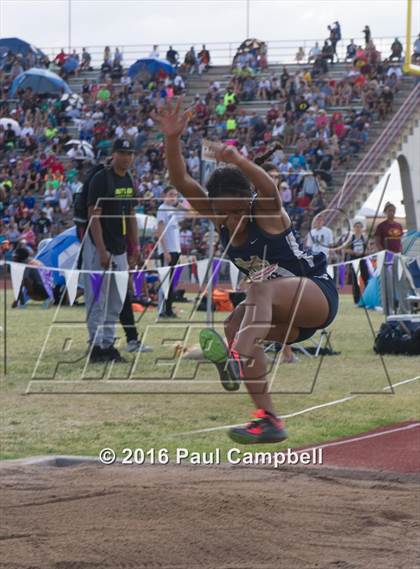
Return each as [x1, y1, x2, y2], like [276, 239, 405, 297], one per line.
[207, 142, 243, 165]
[151, 96, 191, 138]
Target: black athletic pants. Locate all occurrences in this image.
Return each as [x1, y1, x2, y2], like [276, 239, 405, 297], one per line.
[119, 286, 138, 343]
[159, 252, 180, 316]
[351, 259, 369, 304]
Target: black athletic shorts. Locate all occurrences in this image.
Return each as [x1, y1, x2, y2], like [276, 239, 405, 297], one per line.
[286, 275, 339, 345]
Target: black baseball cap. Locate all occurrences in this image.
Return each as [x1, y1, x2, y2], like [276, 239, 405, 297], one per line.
[112, 138, 134, 153]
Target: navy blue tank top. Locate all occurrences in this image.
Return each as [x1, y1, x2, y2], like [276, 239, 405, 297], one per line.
[219, 202, 328, 281]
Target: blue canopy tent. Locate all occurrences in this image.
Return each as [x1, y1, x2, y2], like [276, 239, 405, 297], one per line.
[35, 226, 80, 286]
[8, 68, 71, 98]
[128, 58, 174, 79]
[0, 37, 45, 58]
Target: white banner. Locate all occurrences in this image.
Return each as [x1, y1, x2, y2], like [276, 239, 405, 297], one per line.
[157, 266, 171, 299]
[229, 262, 240, 290]
[64, 270, 79, 306]
[114, 270, 129, 304]
[326, 265, 334, 279]
[10, 262, 26, 300]
[196, 259, 209, 287]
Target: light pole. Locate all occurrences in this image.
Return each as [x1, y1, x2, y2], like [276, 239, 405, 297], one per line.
[68, 0, 72, 53]
[246, 0, 250, 38]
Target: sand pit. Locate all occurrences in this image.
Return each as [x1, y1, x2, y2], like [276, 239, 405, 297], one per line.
[1, 459, 419, 569]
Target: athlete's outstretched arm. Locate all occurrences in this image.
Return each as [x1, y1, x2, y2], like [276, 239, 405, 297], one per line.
[211, 143, 282, 212]
[152, 99, 213, 218]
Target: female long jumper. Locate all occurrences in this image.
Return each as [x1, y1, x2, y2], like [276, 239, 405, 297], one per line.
[153, 99, 339, 444]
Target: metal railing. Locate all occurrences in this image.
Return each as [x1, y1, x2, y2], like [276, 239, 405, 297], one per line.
[327, 81, 420, 216]
[39, 36, 408, 68]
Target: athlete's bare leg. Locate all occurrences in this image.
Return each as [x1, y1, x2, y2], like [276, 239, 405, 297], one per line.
[225, 277, 330, 414]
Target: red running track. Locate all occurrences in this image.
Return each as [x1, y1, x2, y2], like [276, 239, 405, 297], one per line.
[295, 421, 420, 474]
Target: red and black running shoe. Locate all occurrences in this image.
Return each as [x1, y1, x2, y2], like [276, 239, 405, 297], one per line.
[228, 409, 288, 444]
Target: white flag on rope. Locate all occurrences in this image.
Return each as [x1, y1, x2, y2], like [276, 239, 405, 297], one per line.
[114, 270, 129, 304]
[351, 259, 361, 275]
[10, 262, 26, 300]
[326, 265, 334, 279]
[375, 251, 386, 275]
[229, 262, 240, 290]
[157, 266, 171, 299]
[64, 269, 79, 306]
[397, 258, 404, 280]
[196, 259, 209, 287]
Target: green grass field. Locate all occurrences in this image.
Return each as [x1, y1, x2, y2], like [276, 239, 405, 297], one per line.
[1, 292, 419, 460]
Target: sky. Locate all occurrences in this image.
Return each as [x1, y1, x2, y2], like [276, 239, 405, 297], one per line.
[0, 0, 417, 55]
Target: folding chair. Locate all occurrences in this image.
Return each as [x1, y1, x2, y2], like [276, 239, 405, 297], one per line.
[264, 328, 334, 359]
[291, 328, 334, 358]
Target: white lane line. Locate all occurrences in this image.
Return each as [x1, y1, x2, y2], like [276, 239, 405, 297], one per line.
[295, 422, 420, 454]
[178, 375, 420, 436]
[283, 396, 356, 419]
[383, 376, 420, 390]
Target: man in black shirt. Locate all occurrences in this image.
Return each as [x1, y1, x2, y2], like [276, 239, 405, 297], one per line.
[35, 211, 52, 238]
[166, 46, 179, 66]
[280, 66, 290, 89]
[83, 138, 139, 363]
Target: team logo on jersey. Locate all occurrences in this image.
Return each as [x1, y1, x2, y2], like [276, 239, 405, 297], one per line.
[234, 256, 295, 281]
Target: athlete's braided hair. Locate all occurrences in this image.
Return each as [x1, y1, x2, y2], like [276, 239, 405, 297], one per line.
[206, 166, 252, 199]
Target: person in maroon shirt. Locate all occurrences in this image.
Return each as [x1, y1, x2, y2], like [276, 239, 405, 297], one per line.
[374, 202, 403, 253]
[54, 49, 67, 67]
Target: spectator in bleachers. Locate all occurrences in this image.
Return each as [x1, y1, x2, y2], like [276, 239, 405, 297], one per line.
[198, 45, 211, 72]
[321, 40, 334, 64]
[362, 26, 371, 46]
[113, 48, 123, 66]
[150, 45, 160, 58]
[308, 42, 321, 63]
[166, 46, 179, 66]
[257, 76, 271, 100]
[378, 86, 394, 119]
[295, 47, 305, 65]
[103, 46, 111, 63]
[173, 72, 186, 94]
[389, 38, 403, 62]
[184, 46, 198, 74]
[312, 53, 328, 77]
[54, 49, 67, 68]
[333, 21, 342, 43]
[101, 47, 112, 76]
[187, 150, 200, 180]
[345, 39, 357, 62]
[81, 48, 92, 71]
[327, 23, 340, 62]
